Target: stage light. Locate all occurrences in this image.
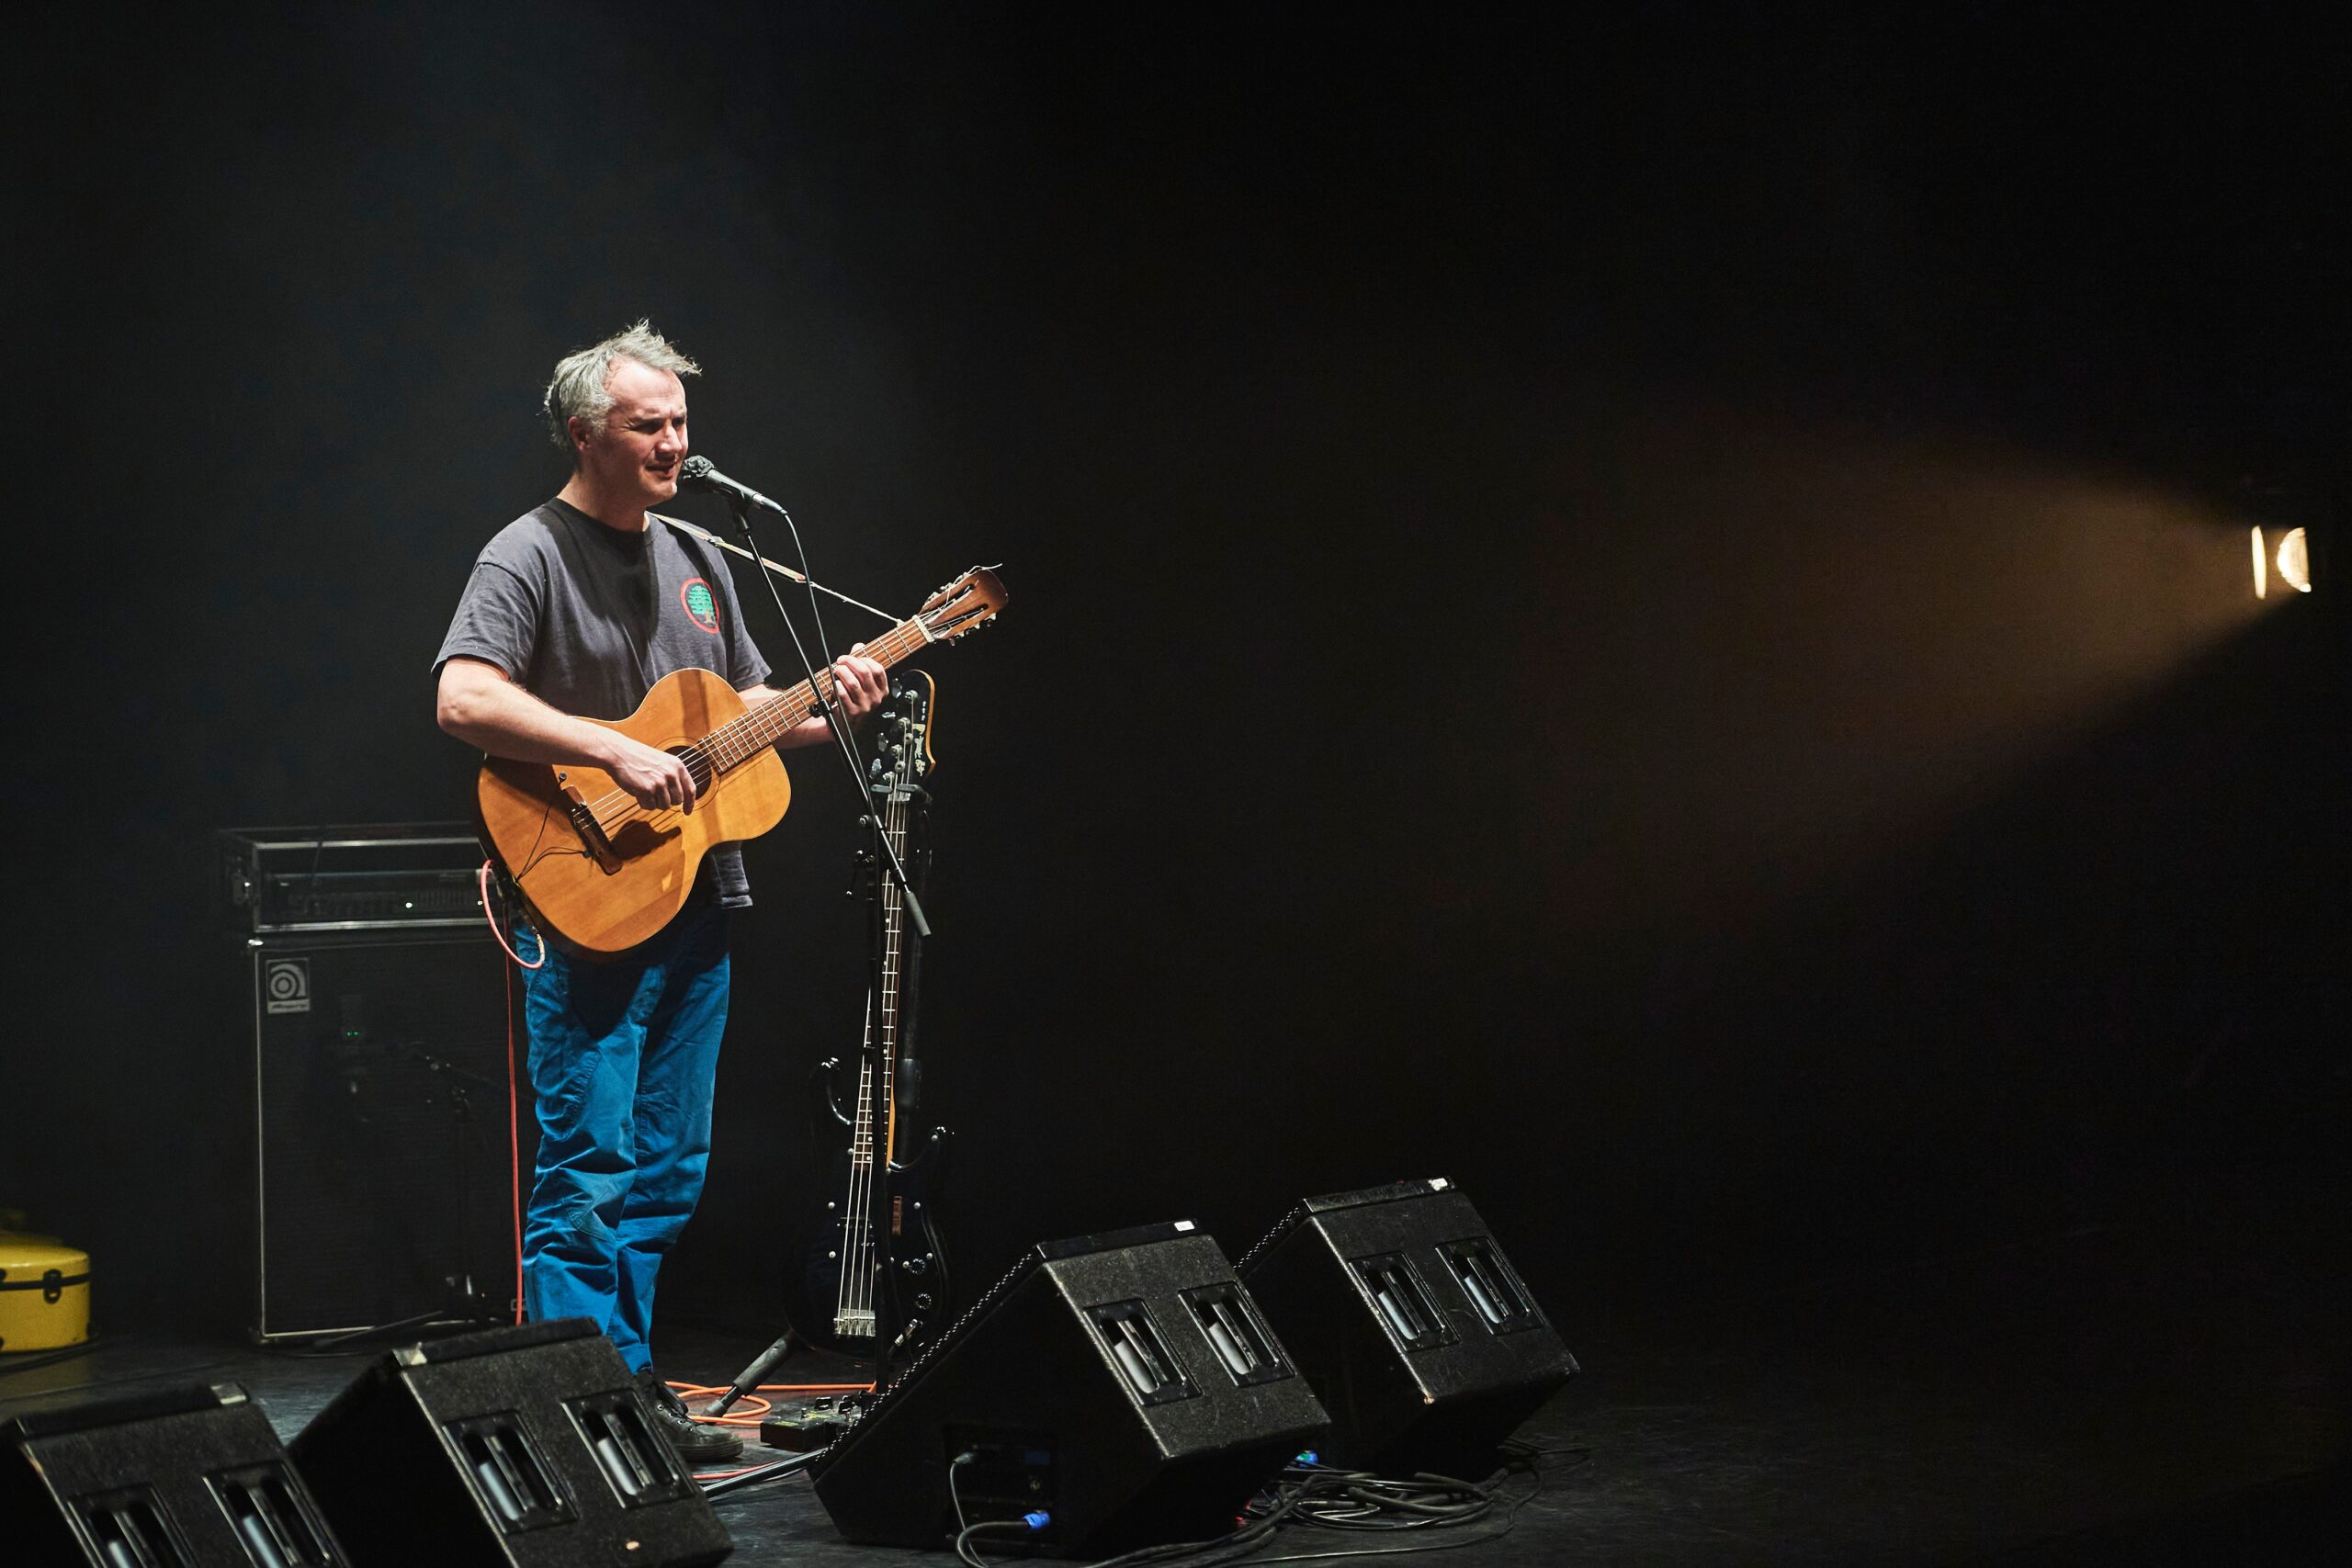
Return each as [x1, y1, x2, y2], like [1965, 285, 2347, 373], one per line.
[2252, 525, 2317, 599]
[2276, 526, 2312, 593]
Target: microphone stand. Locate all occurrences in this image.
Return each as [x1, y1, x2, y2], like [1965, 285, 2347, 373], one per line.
[707, 487, 921, 1427]
[720, 491, 932, 942]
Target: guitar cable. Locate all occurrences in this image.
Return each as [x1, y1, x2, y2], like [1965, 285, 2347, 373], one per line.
[502, 944, 525, 1325]
[481, 860, 540, 1325]
[479, 861, 548, 971]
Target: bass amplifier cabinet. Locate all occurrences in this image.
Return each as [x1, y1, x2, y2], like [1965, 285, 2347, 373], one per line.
[288, 1319, 730, 1568]
[4, 1382, 350, 1566]
[244, 927, 519, 1341]
[809, 1221, 1329, 1557]
[1236, 1179, 1576, 1473]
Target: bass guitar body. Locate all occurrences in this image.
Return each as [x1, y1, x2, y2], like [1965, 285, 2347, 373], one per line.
[475, 666, 792, 957]
[802, 1074, 954, 1356]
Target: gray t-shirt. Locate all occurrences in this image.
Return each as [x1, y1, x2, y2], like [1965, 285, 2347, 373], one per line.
[435, 498, 774, 907]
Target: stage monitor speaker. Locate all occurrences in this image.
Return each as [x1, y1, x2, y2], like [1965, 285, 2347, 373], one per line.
[3, 1382, 351, 1566]
[1235, 1178, 1576, 1473]
[808, 1221, 1329, 1557]
[243, 930, 518, 1339]
[287, 1319, 730, 1568]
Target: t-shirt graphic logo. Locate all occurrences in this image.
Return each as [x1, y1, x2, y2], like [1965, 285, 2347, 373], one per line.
[680, 578, 722, 633]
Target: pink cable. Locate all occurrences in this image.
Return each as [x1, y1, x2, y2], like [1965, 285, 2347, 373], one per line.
[480, 861, 547, 970]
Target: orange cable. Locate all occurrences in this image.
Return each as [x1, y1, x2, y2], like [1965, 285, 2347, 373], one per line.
[662, 1381, 876, 1431]
[503, 949, 524, 1325]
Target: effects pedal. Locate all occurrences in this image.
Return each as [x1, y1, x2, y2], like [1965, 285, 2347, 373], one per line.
[760, 1395, 853, 1452]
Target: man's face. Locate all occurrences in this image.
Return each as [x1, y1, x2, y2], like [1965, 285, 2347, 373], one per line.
[572, 357, 688, 508]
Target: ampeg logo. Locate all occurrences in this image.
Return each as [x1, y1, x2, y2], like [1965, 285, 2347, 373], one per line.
[264, 957, 311, 1015]
[680, 578, 722, 633]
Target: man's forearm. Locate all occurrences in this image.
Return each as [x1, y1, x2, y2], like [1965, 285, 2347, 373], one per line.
[439, 676, 623, 769]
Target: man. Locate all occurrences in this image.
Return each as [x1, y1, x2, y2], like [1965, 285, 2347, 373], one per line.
[435, 321, 886, 1462]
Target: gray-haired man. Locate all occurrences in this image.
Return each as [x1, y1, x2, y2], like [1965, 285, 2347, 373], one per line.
[434, 322, 887, 1462]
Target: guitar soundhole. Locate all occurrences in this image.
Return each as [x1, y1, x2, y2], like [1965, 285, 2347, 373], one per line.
[665, 745, 717, 795]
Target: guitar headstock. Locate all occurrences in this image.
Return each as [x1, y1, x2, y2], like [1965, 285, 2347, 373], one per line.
[873, 670, 935, 801]
[918, 567, 1007, 644]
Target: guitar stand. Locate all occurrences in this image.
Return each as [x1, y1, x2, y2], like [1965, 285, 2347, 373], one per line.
[308, 1273, 506, 1350]
[308, 1044, 510, 1349]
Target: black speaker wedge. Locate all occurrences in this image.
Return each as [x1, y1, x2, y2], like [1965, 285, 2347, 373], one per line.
[5, 1382, 350, 1566]
[1236, 1179, 1576, 1473]
[809, 1220, 1329, 1556]
[287, 1318, 730, 1568]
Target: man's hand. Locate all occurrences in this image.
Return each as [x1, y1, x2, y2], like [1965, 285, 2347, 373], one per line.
[830, 643, 888, 720]
[440, 659, 695, 805]
[607, 732, 699, 814]
[742, 646, 889, 752]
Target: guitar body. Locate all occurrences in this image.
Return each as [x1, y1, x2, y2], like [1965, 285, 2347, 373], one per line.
[475, 666, 792, 957]
[471, 566, 1005, 958]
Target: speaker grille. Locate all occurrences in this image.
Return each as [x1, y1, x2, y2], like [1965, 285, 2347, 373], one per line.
[250, 932, 517, 1338]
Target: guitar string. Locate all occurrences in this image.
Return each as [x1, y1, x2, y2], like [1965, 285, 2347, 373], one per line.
[572, 588, 982, 834]
[839, 1054, 876, 1323]
[843, 783, 910, 1323]
[840, 851, 878, 1323]
[574, 585, 985, 832]
[838, 775, 910, 1325]
[570, 607, 945, 834]
[578, 640, 863, 830]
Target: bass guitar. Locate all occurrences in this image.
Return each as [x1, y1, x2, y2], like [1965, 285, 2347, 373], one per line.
[806, 671, 950, 1353]
[474, 567, 1004, 956]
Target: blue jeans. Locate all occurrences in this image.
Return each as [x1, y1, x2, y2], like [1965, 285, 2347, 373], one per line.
[516, 900, 729, 1372]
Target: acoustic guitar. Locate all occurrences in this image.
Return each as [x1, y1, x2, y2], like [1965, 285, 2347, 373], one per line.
[474, 567, 1005, 956]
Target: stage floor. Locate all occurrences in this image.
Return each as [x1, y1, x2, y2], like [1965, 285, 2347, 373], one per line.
[6, 1180, 2345, 1564]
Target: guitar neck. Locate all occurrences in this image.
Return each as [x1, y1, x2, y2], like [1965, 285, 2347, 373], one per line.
[703, 614, 934, 771]
[860, 787, 916, 1168]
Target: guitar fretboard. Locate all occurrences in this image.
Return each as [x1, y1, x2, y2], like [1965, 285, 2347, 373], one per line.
[691, 614, 934, 776]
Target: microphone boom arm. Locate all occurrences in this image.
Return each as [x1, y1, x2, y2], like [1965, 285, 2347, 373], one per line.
[650, 512, 900, 626]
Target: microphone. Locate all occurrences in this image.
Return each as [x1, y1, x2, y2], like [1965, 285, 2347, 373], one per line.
[678, 454, 785, 514]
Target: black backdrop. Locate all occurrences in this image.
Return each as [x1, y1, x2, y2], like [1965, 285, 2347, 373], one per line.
[6, 7, 2344, 1345]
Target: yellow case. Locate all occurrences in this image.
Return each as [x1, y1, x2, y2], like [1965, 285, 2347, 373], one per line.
[0, 1237, 92, 1351]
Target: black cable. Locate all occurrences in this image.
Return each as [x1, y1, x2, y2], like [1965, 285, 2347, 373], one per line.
[721, 491, 884, 846]
[1090, 1451, 1546, 1568]
[0, 1357, 243, 1416]
[920, 1447, 1554, 1568]
[1237, 1463, 1545, 1566]
[0, 1335, 115, 1379]
[1287, 1472, 1493, 1531]
[1202, 1461, 1540, 1567]
[949, 1450, 978, 1540]
[261, 1341, 389, 1360]
[1077, 1472, 1328, 1568]
[699, 1448, 823, 1500]
[957, 1518, 1045, 1568]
